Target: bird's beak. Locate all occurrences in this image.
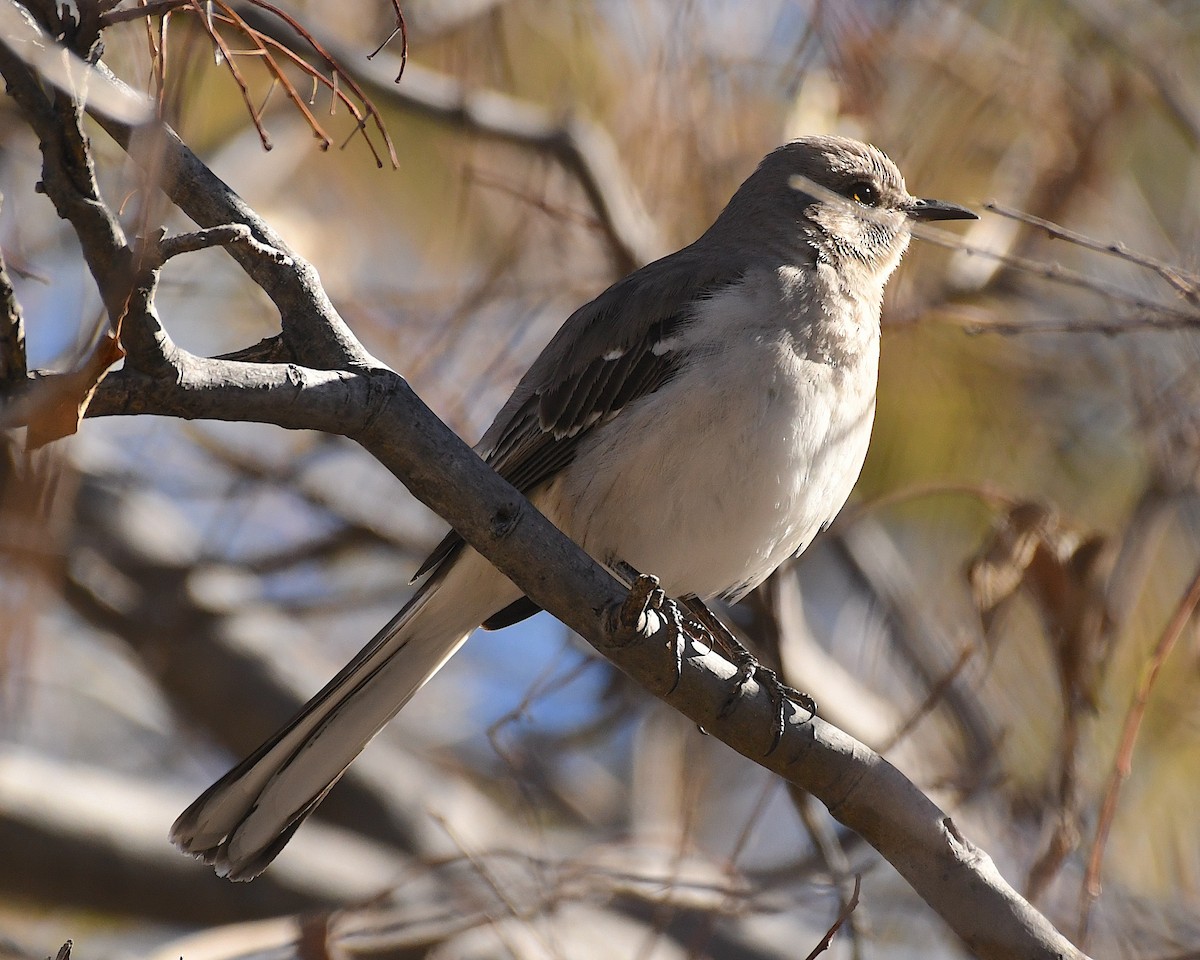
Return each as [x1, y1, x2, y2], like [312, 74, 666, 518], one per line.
[907, 197, 978, 221]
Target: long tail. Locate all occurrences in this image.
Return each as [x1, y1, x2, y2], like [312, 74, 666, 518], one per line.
[170, 548, 520, 880]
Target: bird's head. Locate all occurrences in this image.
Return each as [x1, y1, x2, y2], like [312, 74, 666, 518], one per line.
[724, 135, 977, 284]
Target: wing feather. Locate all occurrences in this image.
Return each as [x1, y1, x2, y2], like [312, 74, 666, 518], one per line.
[412, 245, 743, 590]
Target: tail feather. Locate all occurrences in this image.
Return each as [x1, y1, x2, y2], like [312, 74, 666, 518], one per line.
[170, 549, 519, 879]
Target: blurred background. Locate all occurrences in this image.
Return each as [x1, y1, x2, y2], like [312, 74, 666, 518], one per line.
[2, 0, 1200, 957]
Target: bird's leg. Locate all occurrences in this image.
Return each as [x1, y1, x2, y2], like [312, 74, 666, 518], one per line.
[612, 564, 691, 693]
[682, 596, 816, 754]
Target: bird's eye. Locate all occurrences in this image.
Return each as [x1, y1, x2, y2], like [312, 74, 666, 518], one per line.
[847, 181, 879, 206]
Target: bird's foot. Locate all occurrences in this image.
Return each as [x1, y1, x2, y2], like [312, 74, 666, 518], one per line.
[614, 569, 667, 637]
[612, 569, 690, 694]
[682, 597, 816, 755]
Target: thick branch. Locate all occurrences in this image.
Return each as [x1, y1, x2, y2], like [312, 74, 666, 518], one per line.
[0, 39, 133, 321]
[89, 354, 370, 429]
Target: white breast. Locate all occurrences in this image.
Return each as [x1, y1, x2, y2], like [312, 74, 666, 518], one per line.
[537, 267, 880, 602]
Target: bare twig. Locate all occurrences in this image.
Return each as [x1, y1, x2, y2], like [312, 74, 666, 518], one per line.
[916, 223, 1200, 329]
[803, 874, 862, 960]
[878, 644, 977, 755]
[1078, 559, 1200, 944]
[157, 223, 291, 263]
[366, 0, 408, 82]
[843, 481, 1018, 527]
[100, 0, 398, 166]
[232, 0, 397, 167]
[984, 202, 1200, 306]
[791, 788, 868, 960]
[189, 0, 276, 150]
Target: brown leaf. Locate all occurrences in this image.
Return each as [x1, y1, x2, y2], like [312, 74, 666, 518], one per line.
[966, 501, 1056, 627]
[966, 501, 1113, 709]
[25, 332, 125, 450]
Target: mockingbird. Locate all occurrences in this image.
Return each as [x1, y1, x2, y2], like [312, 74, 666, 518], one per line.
[172, 135, 976, 879]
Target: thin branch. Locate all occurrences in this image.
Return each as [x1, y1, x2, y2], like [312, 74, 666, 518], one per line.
[211, 0, 397, 167]
[157, 223, 291, 263]
[984, 201, 1200, 306]
[366, 0, 407, 82]
[218, 11, 385, 166]
[1078, 559, 1200, 944]
[916, 222, 1200, 328]
[189, 0, 276, 151]
[791, 788, 868, 959]
[803, 874, 862, 960]
[843, 480, 1018, 527]
[243, 0, 396, 158]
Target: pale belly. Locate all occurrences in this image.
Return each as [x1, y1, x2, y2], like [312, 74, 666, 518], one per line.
[535, 337, 877, 602]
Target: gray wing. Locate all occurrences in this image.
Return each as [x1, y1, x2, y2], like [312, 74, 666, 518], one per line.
[413, 246, 742, 595]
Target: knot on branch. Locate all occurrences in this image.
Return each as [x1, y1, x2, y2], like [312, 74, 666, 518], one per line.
[489, 500, 523, 540]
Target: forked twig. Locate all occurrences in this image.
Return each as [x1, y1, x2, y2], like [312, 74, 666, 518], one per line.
[235, 0, 398, 166]
[367, 0, 408, 83]
[102, 0, 399, 166]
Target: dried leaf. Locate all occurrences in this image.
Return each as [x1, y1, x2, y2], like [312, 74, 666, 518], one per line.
[25, 332, 125, 450]
[966, 501, 1056, 625]
[966, 501, 1113, 709]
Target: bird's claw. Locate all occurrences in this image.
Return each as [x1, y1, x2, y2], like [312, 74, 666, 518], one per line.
[719, 653, 816, 755]
[613, 575, 819, 740]
[683, 596, 816, 756]
[613, 571, 689, 694]
[617, 573, 666, 635]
